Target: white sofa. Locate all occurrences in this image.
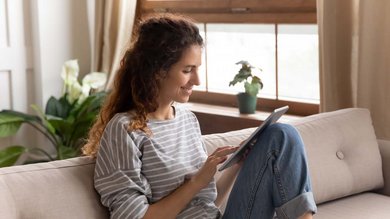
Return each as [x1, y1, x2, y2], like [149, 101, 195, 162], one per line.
[1, 108, 390, 218]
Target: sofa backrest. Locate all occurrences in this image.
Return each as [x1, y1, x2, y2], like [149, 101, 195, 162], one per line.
[289, 108, 383, 203]
[203, 108, 384, 205]
[0, 157, 109, 219]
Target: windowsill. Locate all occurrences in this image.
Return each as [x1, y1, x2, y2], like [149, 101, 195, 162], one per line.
[189, 91, 319, 116]
[179, 102, 303, 134]
[182, 102, 302, 122]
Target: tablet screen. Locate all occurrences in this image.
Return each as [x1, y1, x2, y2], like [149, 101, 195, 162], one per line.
[218, 106, 289, 171]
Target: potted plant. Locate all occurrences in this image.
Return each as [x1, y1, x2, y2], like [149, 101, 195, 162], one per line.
[229, 60, 263, 114]
[0, 60, 108, 167]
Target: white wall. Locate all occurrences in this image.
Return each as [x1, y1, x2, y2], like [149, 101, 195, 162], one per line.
[31, 0, 92, 107]
[0, 0, 31, 112]
[0, 0, 34, 149]
[0, 0, 93, 151]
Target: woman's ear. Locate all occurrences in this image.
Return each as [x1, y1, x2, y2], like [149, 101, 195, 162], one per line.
[156, 70, 168, 81]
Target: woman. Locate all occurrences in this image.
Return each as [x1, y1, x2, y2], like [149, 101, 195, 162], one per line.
[83, 14, 317, 219]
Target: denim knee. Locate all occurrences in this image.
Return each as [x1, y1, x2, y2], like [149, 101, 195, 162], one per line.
[265, 123, 305, 151]
[267, 123, 297, 135]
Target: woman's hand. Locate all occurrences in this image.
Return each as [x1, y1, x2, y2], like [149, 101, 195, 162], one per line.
[191, 146, 238, 189]
[236, 138, 257, 166]
[144, 146, 238, 219]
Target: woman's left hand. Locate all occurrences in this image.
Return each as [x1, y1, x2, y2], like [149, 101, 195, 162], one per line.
[236, 138, 257, 166]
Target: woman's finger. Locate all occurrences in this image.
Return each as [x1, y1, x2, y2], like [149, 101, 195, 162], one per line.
[210, 146, 234, 156]
[209, 155, 228, 165]
[214, 146, 238, 157]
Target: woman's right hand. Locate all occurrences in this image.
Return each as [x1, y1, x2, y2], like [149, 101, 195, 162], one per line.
[190, 146, 238, 189]
[144, 146, 237, 219]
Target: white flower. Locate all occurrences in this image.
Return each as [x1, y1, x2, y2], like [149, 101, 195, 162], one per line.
[77, 84, 92, 104]
[61, 60, 79, 86]
[59, 59, 107, 104]
[67, 81, 83, 104]
[82, 72, 107, 89]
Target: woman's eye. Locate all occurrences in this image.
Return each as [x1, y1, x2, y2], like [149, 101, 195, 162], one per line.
[183, 68, 192, 73]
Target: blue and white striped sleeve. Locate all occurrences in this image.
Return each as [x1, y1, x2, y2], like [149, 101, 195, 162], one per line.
[94, 116, 151, 219]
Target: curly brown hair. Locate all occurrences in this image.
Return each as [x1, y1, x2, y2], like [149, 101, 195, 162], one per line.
[82, 14, 204, 157]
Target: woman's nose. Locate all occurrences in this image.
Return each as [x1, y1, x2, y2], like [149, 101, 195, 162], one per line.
[191, 71, 201, 86]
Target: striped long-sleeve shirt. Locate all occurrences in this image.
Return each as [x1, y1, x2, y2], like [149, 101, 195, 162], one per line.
[94, 106, 220, 219]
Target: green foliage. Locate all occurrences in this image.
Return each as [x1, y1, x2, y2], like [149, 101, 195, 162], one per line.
[0, 92, 107, 167]
[0, 60, 107, 167]
[0, 113, 29, 138]
[0, 146, 27, 167]
[229, 60, 263, 96]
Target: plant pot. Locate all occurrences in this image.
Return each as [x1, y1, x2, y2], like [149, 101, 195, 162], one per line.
[236, 92, 257, 114]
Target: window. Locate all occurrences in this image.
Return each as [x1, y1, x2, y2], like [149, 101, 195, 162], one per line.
[197, 24, 276, 98]
[139, 0, 319, 115]
[192, 23, 319, 114]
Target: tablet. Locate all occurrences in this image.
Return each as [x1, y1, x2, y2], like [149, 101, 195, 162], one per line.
[218, 106, 289, 171]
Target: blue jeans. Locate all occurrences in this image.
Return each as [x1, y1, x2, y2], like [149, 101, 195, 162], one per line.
[222, 123, 317, 219]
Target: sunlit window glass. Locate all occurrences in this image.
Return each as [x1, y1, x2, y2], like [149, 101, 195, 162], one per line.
[277, 24, 319, 103]
[193, 23, 207, 91]
[205, 24, 276, 98]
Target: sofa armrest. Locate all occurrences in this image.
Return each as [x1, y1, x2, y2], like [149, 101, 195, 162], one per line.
[378, 139, 390, 196]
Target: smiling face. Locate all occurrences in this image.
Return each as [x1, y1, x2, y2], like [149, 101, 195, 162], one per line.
[157, 45, 202, 106]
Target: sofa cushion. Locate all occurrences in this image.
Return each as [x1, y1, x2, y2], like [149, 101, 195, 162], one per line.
[0, 157, 109, 219]
[290, 108, 383, 204]
[378, 139, 390, 196]
[315, 193, 390, 219]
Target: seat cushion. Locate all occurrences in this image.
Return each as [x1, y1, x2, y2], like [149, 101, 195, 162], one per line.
[0, 157, 109, 219]
[316, 193, 390, 219]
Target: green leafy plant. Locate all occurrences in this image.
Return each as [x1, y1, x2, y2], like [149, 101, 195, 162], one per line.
[229, 60, 263, 96]
[0, 60, 107, 167]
